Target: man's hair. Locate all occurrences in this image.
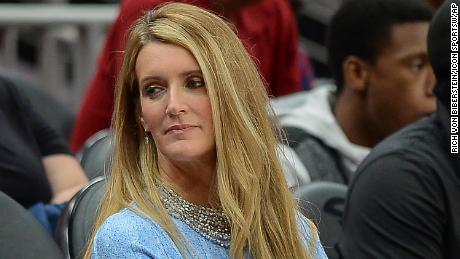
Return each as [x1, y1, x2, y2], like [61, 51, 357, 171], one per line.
[327, 0, 433, 91]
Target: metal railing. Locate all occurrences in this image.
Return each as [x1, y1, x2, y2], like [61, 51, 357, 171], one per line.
[0, 3, 119, 111]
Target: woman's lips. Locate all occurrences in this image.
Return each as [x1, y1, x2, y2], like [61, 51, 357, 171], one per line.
[165, 124, 197, 134]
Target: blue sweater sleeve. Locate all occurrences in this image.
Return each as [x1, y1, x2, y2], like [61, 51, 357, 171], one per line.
[297, 213, 328, 259]
[92, 209, 181, 259]
[92, 208, 327, 259]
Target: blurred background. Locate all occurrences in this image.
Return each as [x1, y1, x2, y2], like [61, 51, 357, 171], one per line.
[0, 0, 341, 112]
[0, 0, 120, 112]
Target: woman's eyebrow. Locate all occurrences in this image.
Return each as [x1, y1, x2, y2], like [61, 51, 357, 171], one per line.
[140, 75, 163, 84]
[179, 70, 202, 77]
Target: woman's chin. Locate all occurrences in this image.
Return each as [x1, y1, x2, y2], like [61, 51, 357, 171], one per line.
[161, 147, 203, 162]
[159, 141, 215, 162]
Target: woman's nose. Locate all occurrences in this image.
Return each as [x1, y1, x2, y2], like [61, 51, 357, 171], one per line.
[165, 86, 186, 116]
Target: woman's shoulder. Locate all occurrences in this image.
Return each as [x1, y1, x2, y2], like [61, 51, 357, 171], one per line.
[93, 208, 181, 258]
[295, 211, 329, 259]
[295, 211, 315, 233]
[96, 208, 165, 239]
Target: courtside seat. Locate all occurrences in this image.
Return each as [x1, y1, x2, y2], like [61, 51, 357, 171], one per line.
[55, 177, 106, 259]
[294, 181, 347, 259]
[0, 191, 64, 259]
[78, 129, 113, 180]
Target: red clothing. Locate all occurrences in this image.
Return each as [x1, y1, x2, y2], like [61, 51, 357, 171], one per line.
[71, 0, 301, 152]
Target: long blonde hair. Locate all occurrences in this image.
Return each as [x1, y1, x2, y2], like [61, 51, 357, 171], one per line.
[84, 3, 317, 258]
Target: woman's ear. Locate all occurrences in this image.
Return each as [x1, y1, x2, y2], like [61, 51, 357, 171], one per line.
[139, 116, 148, 132]
[342, 55, 370, 92]
[136, 98, 148, 131]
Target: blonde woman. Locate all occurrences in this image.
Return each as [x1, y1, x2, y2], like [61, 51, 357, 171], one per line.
[86, 3, 326, 259]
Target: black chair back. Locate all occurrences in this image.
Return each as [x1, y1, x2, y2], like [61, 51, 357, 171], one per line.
[78, 130, 113, 180]
[295, 181, 347, 259]
[0, 191, 64, 259]
[55, 177, 106, 259]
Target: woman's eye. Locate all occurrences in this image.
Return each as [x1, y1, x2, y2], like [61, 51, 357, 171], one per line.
[145, 85, 164, 97]
[187, 78, 205, 89]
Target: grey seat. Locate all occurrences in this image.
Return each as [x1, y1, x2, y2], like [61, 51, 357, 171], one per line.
[0, 191, 64, 259]
[55, 177, 106, 259]
[78, 129, 113, 180]
[294, 181, 347, 259]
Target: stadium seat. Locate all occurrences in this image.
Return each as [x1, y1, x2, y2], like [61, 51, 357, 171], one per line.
[78, 129, 113, 180]
[0, 191, 64, 259]
[55, 177, 106, 259]
[294, 181, 347, 259]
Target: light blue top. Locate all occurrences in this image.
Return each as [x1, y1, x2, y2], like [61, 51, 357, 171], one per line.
[92, 208, 328, 259]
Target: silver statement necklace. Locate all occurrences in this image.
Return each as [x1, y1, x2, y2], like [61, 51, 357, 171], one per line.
[158, 184, 231, 248]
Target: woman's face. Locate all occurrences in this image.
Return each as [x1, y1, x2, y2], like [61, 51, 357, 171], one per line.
[136, 42, 215, 163]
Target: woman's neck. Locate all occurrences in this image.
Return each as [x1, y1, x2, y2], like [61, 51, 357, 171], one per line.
[157, 155, 216, 207]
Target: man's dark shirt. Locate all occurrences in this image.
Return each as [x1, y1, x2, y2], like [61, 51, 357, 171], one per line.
[338, 103, 460, 259]
[0, 77, 70, 207]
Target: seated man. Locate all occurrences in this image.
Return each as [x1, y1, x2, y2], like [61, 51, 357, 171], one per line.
[0, 76, 88, 208]
[338, 1, 460, 258]
[275, 0, 436, 186]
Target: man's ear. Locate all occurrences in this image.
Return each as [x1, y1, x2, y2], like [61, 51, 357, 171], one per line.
[342, 56, 370, 92]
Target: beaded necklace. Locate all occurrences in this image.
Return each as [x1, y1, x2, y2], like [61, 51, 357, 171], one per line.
[158, 184, 231, 248]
